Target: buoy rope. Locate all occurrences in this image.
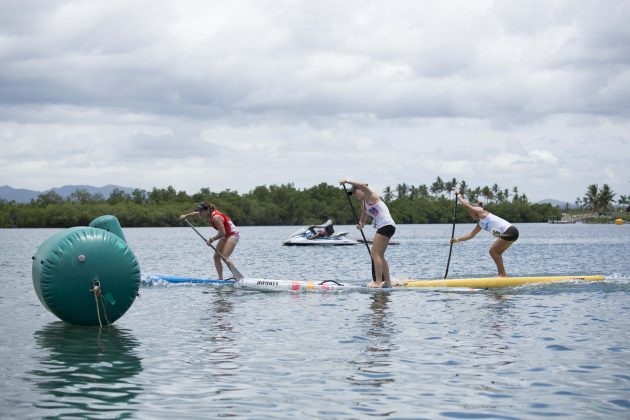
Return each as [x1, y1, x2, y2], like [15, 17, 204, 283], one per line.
[90, 279, 103, 327]
[98, 293, 111, 325]
[90, 278, 110, 327]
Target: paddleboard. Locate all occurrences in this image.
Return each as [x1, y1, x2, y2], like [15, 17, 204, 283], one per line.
[234, 278, 474, 292]
[142, 273, 235, 286]
[142, 273, 605, 291]
[234, 278, 360, 292]
[234, 275, 605, 291]
[402, 275, 605, 289]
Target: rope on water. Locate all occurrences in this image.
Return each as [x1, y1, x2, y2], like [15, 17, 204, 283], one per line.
[90, 278, 103, 327]
[99, 292, 110, 326]
[90, 278, 111, 327]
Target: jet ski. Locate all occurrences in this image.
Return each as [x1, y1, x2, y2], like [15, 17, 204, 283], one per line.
[282, 226, 360, 246]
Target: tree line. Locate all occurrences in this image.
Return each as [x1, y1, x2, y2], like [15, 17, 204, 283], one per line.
[0, 177, 582, 228]
[575, 183, 627, 214]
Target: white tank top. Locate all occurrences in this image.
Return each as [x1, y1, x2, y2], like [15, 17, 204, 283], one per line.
[363, 200, 396, 230]
[478, 213, 511, 237]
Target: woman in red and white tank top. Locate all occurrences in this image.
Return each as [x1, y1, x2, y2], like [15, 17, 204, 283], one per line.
[180, 202, 240, 279]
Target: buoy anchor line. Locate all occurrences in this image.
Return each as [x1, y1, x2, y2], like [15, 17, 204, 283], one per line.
[90, 277, 110, 327]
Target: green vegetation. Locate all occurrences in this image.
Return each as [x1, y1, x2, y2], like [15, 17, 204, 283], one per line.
[566, 183, 628, 223]
[574, 183, 627, 214]
[0, 178, 565, 228]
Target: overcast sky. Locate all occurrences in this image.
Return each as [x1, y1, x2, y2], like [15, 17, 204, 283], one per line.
[1, 0, 629, 202]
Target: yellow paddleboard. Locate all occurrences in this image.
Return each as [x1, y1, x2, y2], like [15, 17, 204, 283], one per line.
[402, 275, 605, 289]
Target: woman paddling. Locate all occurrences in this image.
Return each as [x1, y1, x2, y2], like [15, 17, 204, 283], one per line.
[340, 179, 396, 288]
[179, 202, 240, 279]
[451, 192, 519, 277]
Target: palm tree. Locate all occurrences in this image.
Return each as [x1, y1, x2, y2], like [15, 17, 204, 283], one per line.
[481, 186, 493, 204]
[396, 183, 409, 200]
[408, 185, 419, 200]
[491, 183, 499, 203]
[444, 179, 455, 198]
[430, 176, 444, 197]
[446, 178, 458, 197]
[417, 184, 429, 198]
[597, 184, 616, 214]
[383, 186, 394, 202]
[618, 195, 629, 212]
[470, 187, 482, 203]
[583, 184, 599, 214]
[458, 180, 468, 197]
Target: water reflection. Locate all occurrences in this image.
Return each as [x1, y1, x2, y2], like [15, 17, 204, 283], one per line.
[30, 322, 142, 418]
[484, 292, 514, 333]
[200, 289, 240, 383]
[470, 292, 518, 369]
[348, 293, 396, 389]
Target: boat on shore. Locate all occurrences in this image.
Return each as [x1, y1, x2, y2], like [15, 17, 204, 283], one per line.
[548, 213, 577, 224]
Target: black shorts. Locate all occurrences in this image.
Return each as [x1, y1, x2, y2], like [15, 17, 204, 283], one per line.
[499, 225, 519, 242]
[376, 225, 396, 239]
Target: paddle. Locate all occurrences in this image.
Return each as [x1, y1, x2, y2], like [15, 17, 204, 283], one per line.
[183, 218, 244, 280]
[342, 183, 376, 281]
[444, 194, 459, 279]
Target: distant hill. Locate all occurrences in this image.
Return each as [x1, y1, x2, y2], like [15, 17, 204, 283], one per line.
[536, 199, 578, 209]
[0, 186, 40, 203]
[0, 185, 137, 203]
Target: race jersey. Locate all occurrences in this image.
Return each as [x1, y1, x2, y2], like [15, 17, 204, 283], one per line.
[478, 213, 512, 238]
[363, 200, 396, 230]
[209, 210, 239, 238]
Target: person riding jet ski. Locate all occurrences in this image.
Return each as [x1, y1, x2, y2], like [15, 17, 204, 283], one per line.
[307, 218, 334, 240]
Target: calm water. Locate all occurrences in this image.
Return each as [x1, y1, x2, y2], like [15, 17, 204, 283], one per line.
[1, 223, 629, 419]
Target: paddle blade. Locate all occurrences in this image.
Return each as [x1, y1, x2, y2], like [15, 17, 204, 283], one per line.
[206, 243, 245, 281]
[225, 261, 244, 281]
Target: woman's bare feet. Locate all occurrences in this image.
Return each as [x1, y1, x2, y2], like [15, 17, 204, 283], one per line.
[366, 281, 383, 288]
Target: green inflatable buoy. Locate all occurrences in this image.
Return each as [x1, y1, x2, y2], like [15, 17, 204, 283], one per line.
[32, 217, 140, 326]
[89, 214, 127, 242]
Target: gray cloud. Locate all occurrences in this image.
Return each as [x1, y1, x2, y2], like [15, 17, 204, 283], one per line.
[1, 0, 629, 201]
